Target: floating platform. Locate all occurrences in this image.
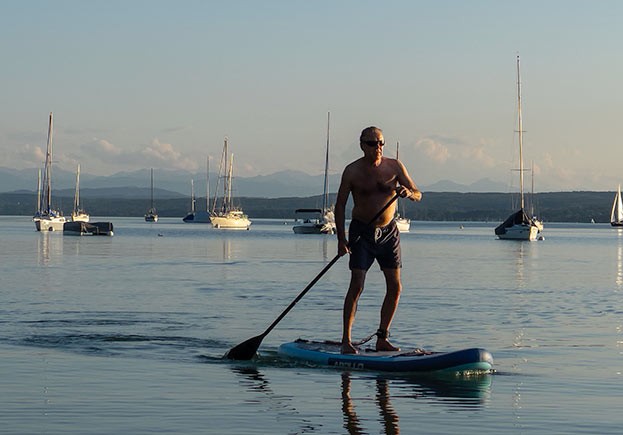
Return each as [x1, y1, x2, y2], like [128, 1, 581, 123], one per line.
[63, 221, 114, 236]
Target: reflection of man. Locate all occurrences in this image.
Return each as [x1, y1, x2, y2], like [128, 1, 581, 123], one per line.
[335, 126, 422, 354]
[341, 372, 364, 434]
[340, 372, 400, 434]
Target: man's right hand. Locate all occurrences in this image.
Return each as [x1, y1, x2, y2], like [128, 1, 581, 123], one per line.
[338, 239, 350, 257]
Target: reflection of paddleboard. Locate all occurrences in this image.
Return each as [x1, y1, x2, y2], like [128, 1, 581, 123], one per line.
[278, 339, 493, 373]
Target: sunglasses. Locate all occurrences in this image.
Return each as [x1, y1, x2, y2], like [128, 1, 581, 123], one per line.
[362, 140, 385, 147]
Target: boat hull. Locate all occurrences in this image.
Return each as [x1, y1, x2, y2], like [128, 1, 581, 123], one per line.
[278, 340, 493, 373]
[293, 223, 335, 234]
[144, 208, 158, 222]
[497, 223, 540, 241]
[395, 217, 411, 233]
[71, 212, 90, 223]
[495, 209, 541, 241]
[35, 216, 67, 232]
[183, 211, 211, 223]
[211, 214, 251, 230]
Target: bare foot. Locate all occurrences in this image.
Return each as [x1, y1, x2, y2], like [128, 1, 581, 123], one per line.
[376, 337, 400, 352]
[341, 342, 359, 354]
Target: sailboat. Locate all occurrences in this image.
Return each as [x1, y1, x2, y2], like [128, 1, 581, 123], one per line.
[34, 112, 67, 232]
[293, 112, 336, 235]
[144, 168, 159, 222]
[495, 55, 542, 241]
[210, 137, 251, 230]
[610, 184, 623, 227]
[183, 156, 212, 223]
[71, 164, 90, 222]
[529, 163, 543, 232]
[394, 141, 411, 233]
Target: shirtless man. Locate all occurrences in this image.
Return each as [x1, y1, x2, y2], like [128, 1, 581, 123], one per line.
[335, 126, 422, 354]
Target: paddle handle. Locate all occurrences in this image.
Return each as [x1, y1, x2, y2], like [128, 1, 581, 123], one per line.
[260, 193, 400, 338]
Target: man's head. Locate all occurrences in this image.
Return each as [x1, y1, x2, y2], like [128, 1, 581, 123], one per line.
[359, 126, 385, 162]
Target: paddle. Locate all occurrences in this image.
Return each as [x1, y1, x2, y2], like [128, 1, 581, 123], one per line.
[224, 193, 400, 360]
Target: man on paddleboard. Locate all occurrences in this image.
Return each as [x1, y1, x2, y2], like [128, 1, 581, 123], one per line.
[335, 126, 422, 354]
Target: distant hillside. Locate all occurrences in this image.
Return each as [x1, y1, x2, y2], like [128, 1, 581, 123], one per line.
[1, 166, 514, 197]
[1, 190, 614, 223]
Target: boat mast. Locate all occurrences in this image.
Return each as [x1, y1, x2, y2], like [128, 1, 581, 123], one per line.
[223, 138, 230, 213]
[190, 178, 195, 213]
[74, 164, 81, 214]
[206, 155, 210, 213]
[517, 55, 525, 210]
[36, 168, 41, 213]
[322, 111, 330, 214]
[227, 153, 234, 211]
[42, 112, 53, 213]
[211, 139, 227, 215]
[150, 168, 154, 210]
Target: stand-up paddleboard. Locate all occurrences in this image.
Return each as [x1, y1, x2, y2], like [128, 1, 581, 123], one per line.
[278, 339, 493, 373]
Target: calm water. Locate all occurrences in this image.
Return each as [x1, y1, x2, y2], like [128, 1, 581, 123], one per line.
[1, 216, 622, 434]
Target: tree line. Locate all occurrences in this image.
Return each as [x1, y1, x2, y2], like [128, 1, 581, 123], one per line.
[0, 191, 614, 223]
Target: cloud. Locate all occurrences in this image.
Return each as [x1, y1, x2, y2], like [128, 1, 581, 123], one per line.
[142, 138, 198, 171]
[74, 137, 199, 173]
[82, 139, 123, 156]
[414, 137, 450, 163]
[15, 144, 46, 166]
[461, 143, 496, 167]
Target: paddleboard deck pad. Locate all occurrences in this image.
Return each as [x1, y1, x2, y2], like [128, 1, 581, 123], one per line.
[278, 339, 493, 373]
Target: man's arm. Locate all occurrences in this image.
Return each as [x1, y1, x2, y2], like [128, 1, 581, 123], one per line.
[396, 160, 422, 202]
[335, 169, 352, 256]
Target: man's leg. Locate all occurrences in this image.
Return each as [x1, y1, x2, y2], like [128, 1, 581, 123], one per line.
[376, 268, 402, 351]
[341, 269, 366, 354]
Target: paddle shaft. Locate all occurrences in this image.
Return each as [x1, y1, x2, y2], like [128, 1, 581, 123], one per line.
[254, 193, 400, 341]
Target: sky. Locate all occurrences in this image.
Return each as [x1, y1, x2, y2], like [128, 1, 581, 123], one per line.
[1, 1, 622, 191]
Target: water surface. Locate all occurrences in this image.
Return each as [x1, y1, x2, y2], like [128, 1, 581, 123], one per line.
[1, 217, 622, 434]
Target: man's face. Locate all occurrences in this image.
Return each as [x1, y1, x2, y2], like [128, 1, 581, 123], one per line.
[360, 130, 385, 161]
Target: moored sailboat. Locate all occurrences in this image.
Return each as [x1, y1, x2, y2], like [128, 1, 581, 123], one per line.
[293, 112, 336, 235]
[210, 138, 251, 230]
[183, 156, 212, 223]
[34, 112, 66, 232]
[610, 184, 623, 227]
[394, 141, 411, 233]
[144, 168, 158, 222]
[71, 164, 90, 222]
[495, 55, 542, 241]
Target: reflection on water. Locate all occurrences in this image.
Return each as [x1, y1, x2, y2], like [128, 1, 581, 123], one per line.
[341, 372, 401, 435]
[616, 230, 623, 375]
[233, 366, 491, 435]
[222, 238, 232, 260]
[36, 232, 63, 266]
[231, 366, 318, 433]
[616, 229, 623, 290]
[341, 372, 491, 434]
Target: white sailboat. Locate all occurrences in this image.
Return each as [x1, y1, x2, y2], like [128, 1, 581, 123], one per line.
[495, 55, 542, 241]
[293, 112, 336, 235]
[210, 138, 251, 230]
[183, 156, 212, 223]
[610, 184, 623, 227]
[144, 168, 159, 222]
[394, 141, 411, 233]
[34, 112, 66, 232]
[71, 164, 90, 222]
[529, 163, 543, 232]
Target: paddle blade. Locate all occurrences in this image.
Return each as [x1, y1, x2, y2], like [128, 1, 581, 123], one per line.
[224, 334, 264, 360]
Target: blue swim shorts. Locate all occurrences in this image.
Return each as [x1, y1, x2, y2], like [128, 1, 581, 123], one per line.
[348, 218, 401, 271]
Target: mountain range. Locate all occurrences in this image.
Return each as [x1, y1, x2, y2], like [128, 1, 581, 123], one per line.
[1, 166, 511, 198]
